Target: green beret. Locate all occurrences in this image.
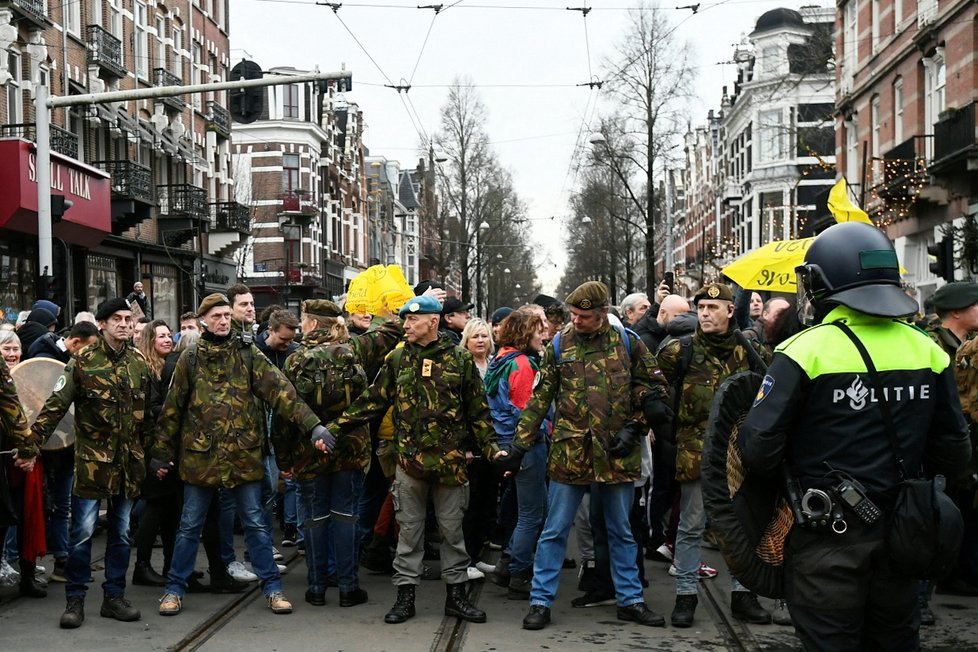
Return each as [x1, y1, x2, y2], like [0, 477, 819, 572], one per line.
[932, 282, 978, 312]
[303, 299, 343, 319]
[565, 281, 610, 310]
[197, 293, 230, 317]
[693, 282, 734, 305]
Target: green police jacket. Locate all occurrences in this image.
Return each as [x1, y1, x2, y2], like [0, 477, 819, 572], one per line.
[153, 333, 320, 488]
[32, 337, 151, 499]
[515, 322, 669, 485]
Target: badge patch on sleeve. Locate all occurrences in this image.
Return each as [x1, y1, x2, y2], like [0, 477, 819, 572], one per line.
[753, 375, 775, 406]
[54, 374, 67, 392]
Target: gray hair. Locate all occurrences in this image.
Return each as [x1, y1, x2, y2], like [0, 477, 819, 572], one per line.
[620, 292, 649, 313]
[74, 311, 97, 325]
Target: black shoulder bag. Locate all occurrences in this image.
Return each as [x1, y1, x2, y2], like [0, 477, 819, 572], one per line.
[833, 321, 963, 580]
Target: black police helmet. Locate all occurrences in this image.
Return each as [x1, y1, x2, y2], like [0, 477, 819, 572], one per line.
[797, 222, 918, 318]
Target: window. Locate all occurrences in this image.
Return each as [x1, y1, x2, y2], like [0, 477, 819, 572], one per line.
[843, 2, 857, 80]
[894, 0, 903, 26]
[283, 85, 300, 119]
[108, 0, 122, 38]
[871, 1, 880, 53]
[6, 51, 21, 124]
[761, 46, 779, 75]
[66, 1, 81, 36]
[758, 109, 784, 162]
[893, 78, 903, 143]
[90, 0, 102, 27]
[923, 50, 946, 158]
[134, 2, 149, 79]
[87, 255, 119, 312]
[191, 42, 201, 109]
[845, 121, 859, 183]
[155, 16, 166, 70]
[282, 154, 300, 193]
[871, 95, 881, 183]
[171, 24, 183, 77]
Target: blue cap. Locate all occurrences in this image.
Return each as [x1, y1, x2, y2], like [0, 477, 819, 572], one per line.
[32, 299, 60, 316]
[398, 295, 443, 318]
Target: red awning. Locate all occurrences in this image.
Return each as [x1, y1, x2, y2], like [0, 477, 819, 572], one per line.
[0, 139, 111, 248]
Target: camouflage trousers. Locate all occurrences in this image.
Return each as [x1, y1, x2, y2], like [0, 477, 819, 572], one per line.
[390, 468, 470, 586]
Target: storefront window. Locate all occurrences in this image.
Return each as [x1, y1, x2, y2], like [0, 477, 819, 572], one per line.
[87, 254, 119, 312]
[141, 263, 179, 328]
[0, 253, 35, 324]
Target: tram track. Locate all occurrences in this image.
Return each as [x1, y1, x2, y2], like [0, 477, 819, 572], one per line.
[699, 569, 761, 652]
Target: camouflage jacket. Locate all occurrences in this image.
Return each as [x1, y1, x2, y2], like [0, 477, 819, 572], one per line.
[277, 320, 403, 478]
[152, 333, 320, 488]
[0, 361, 30, 455]
[514, 322, 669, 485]
[925, 324, 961, 358]
[330, 333, 499, 486]
[658, 327, 770, 482]
[31, 337, 151, 499]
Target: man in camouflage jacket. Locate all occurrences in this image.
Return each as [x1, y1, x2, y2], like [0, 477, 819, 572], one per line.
[321, 294, 501, 625]
[276, 299, 402, 607]
[1, 358, 31, 528]
[152, 293, 328, 618]
[30, 298, 151, 628]
[656, 282, 772, 628]
[501, 281, 673, 631]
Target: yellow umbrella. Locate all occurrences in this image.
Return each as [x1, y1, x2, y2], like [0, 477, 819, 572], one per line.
[721, 238, 814, 293]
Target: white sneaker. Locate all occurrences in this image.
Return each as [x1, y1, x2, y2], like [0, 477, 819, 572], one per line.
[272, 547, 284, 562]
[474, 561, 496, 575]
[0, 559, 18, 586]
[227, 561, 258, 582]
[274, 563, 288, 573]
[467, 566, 485, 581]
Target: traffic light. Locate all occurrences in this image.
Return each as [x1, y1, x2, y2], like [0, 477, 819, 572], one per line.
[51, 194, 73, 223]
[229, 60, 264, 124]
[928, 237, 955, 281]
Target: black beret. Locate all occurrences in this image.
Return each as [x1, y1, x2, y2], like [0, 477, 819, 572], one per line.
[95, 298, 132, 321]
[932, 282, 978, 312]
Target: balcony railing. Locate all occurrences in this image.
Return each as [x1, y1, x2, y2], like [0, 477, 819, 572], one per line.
[0, 123, 79, 159]
[867, 135, 929, 206]
[1, 0, 51, 27]
[92, 160, 154, 204]
[210, 201, 251, 233]
[153, 68, 185, 111]
[86, 25, 125, 79]
[158, 184, 207, 218]
[207, 101, 231, 139]
[933, 102, 977, 167]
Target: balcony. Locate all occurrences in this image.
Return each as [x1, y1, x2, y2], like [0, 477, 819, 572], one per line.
[931, 102, 978, 175]
[210, 201, 250, 234]
[0, 0, 51, 28]
[279, 190, 317, 225]
[870, 136, 928, 203]
[207, 101, 231, 139]
[153, 68, 184, 112]
[158, 183, 207, 246]
[86, 25, 125, 79]
[92, 160, 154, 234]
[0, 123, 79, 159]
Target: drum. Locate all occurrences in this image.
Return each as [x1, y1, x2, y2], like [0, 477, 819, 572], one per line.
[10, 358, 75, 451]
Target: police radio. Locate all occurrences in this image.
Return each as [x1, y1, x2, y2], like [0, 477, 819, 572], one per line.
[834, 477, 882, 525]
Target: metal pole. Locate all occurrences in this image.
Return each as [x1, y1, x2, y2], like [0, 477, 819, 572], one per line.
[476, 230, 483, 318]
[36, 83, 53, 278]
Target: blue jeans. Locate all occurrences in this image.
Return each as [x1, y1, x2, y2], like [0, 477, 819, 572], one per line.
[167, 482, 281, 598]
[44, 451, 74, 560]
[219, 488, 236, 566]
[675, 480, 746, 595]
[261, 454, 279, 533]
[507, 441, 548, 574]
[65, 494, 134, 600]
[283, 478, 301, 541]
[298, 470, 363, 593]
[530, 481, 644, 608]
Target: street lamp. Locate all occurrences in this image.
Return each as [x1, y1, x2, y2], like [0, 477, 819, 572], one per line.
[476, 220, 489, 317]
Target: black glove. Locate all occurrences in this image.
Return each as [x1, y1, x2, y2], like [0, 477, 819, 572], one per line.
[493, 444, 527, 475]
[642, 394, 674, 429]
[148, 458, 171, 476]
[310, 424, 337, 453]
[610, 420, 647, 458]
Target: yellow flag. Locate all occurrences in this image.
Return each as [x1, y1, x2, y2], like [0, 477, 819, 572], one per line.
[828, 178, 872, 225]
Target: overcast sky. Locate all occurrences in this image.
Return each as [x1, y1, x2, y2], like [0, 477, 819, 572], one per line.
[233, 0, 826, 292]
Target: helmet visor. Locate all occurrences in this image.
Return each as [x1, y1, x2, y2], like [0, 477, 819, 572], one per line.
[796, 268, 815, 327]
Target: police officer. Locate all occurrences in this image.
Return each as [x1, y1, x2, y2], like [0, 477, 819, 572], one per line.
[153, 293, 331, 617]
[318, 294, 502, 625]
[657, 282, 772, 628]
[738, 222, 971, 651]
[31, 298, 153, 628]
[499, 281, 673, 631]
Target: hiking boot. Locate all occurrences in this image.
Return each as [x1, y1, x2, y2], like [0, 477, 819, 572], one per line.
[772, 599, 793, 626]
[340, 587, 368, 607]
[571, 590, 616, 608]
[305, 589, 326, 606]
[445, 583, 486, 623]
[577, 559, 596, 592]
[100, 596, 140, 622]
[731, 591, 771, 624]
[507, 568, 532, 600]
[522, 604, 551, 630]
[132, 561, 166, 587]
[187, 574, 209, 593]
[267, 592, 293, 614]
[671, 594, 698, 628]
[60, 597, 85, 628]
[617, 602, 666, 627]
[209, 572, 249, 594]
[385, 585, 416, 623]
[159, 593, 182, 616]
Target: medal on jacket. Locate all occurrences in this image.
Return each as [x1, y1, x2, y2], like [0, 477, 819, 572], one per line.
[422, 359, 433, 377]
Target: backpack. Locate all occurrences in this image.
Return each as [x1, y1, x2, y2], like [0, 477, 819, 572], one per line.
[551, 322, 634, 363]
[291, 341, 368, 416]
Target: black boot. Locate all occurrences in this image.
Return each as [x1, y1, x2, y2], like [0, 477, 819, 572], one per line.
[132, 561, 166, 587]
[507, 568, 532, 600]
[100, 595, 141, 622]
[671, 594, 697, 628]
[384, 585, 416, 624]
[209, 572, 249, 594]
[522, 604, 551, 630]
[60, 597, 85, 629]
[445, 583, 486, 623]
[731, 591, 772, 624]
[577, 559, 596, 592]
[489, 554, 510, 587]
[19, 560, 47, 598]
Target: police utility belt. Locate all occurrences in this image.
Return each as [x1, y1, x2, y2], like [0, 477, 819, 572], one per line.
[784, 465, 882, 535]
